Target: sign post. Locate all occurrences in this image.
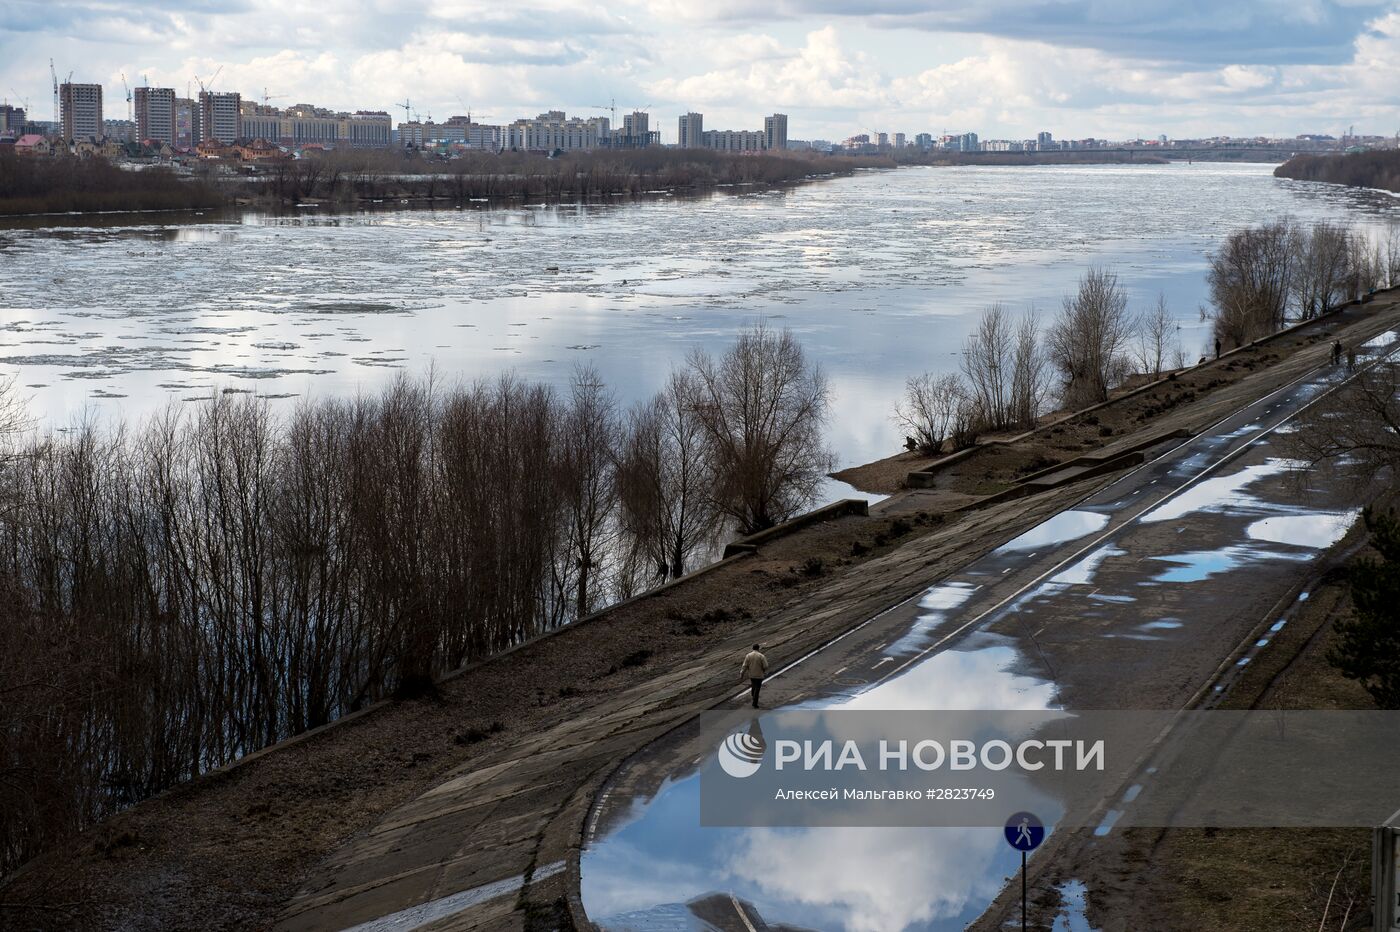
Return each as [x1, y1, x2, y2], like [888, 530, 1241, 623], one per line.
[1004, 811, 1045, 932]
[1377, 808, 1400, 932]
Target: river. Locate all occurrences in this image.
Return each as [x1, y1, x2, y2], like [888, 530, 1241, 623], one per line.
[2, 162, 1396, 491]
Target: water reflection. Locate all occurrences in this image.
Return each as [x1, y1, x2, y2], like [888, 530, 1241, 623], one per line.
[581, 645, 1057, 931]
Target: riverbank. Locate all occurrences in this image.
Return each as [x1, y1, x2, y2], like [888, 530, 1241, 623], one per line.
[0, 148, 892, 217]
[1275, 149, 1400, 194]
[3, 286, 1397, 930]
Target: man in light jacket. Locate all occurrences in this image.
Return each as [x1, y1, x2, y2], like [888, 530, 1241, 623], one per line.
[742, 644, 769, 709]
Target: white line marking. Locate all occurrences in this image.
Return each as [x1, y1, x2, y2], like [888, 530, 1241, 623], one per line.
[337, 861, 565, 932]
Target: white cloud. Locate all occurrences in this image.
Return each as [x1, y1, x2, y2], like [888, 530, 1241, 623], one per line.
[5, 0, 1400, 140]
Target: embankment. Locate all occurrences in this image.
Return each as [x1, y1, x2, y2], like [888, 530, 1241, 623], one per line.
[4, 289, 1400, 931]
[1275, 149, 1400, 194]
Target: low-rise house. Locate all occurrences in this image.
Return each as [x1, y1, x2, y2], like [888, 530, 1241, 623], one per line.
[13, 134, 50, 156]
[196, 138, 233, 159]
[235, 138, 287, 162]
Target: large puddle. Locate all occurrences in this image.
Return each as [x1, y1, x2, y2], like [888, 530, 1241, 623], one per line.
[581, 645, 1058, 932]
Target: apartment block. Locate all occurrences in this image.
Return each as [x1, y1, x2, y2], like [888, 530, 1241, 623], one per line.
[60, 82, 103, 140]
[198, 91, 242, 144]
[134, 86, 177, 146]
[764, 113, 788, 151]
[678, 112, 704, 149]
[0, 104, 25, 136]
[507, 111, 611, 151]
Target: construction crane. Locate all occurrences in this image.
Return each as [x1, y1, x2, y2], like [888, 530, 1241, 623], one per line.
[589, 97, 617, 127]
[260, 87, 286, 106]
[49, 58, 59, 130]
[121, 73, 131, 124]
[194, 65, 223, 96]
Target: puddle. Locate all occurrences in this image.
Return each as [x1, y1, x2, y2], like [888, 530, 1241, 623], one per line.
[582, 647, 1056, 932]
[1149, 545, 1309, 583]
[1049, 545, 1126, 586]
[994, 510, 1109, 554]
[883, 582, 978, 655]
[1245, 511, 1356, 549]
[1052, 880, 1100, 932]
[1139, 459, 1299, 523]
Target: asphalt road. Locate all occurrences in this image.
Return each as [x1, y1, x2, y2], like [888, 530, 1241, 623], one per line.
[580, 330, 1397, 932]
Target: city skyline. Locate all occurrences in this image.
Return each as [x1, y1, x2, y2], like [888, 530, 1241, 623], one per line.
[3, 2, 1400, 144]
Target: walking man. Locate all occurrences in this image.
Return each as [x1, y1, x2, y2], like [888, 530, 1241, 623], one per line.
[742, 644, 768, 709]
[1332, 340, 1343, 366]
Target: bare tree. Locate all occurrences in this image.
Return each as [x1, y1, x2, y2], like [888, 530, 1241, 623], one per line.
[1280, 360, 1400, 485]
[896, 372, 968, 455]
[1047, 268, 1135, 409]
[1384, 222, 1400, 289]
[1349, 228, 1385, 299]
[1010, 310, 1049, 429]
[557, 366, 618, 619]
[1208, 219, 1294, 347]
[616, 370, 717, 581]
[961, 304, 1016, 431]
[1135, 293, 1177, 378]
[1289, 221, 1353, 319]
[687, 323, 834, 533]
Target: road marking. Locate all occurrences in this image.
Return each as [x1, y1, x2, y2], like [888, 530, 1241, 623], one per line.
[337, 862, 565, 932]
[730, 893, 759, 932]
[874, 657, 894, 667]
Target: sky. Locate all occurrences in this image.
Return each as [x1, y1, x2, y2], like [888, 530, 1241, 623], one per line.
[3, 0, 1400, 143]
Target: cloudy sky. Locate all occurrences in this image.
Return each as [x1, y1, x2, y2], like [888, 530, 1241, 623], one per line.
[4, 0, 1400, 143]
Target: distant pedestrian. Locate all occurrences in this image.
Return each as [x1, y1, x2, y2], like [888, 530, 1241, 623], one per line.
[742, 644, 769, 709]
[1347, 346, 1357, 371]
[1214, 337, 1221, 359]
[1332, 340, 1343, 366]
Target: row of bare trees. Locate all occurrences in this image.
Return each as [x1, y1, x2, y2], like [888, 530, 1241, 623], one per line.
[1208, 219, 1400, 346]
[897, 219, 1400, 459]
[0, 324, 831, 876]
[896, 269, 1171, 454]
[232, 148, 890, 205]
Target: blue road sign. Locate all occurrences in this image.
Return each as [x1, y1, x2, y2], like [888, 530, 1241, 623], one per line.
[1004, 811, 1045, 852]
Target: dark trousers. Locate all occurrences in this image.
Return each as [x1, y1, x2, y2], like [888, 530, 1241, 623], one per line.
[750, 678, 763, 708]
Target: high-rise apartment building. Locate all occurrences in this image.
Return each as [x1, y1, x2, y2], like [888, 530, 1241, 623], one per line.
[134, 86, 177, 146]
[678, 112, 703, 148]
[198, 91, 241, 144]
[894, 132, 907, 148]
[764, 113, 788, 151]
[0, 104, 25, 136]
[176, 98, 199, 148]
[60, 82, 103, 140]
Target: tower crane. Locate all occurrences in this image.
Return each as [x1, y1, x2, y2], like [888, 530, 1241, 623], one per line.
[589, 97, 617, 127]
[49, 58, 60, 131]
[121, 73, 131, 124]
[260, 87, 286, 107]
[396, 99, 412, 123]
